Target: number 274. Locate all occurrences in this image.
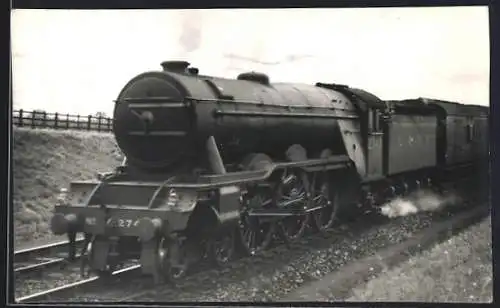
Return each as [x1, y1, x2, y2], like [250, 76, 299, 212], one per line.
[118, 219, 133, 228]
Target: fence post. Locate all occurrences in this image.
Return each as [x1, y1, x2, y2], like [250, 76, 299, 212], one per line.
[87, 115, 92, 131]
[31, 111, 36, 128]
[108, 118, 112, 132]
[77, 114, 80, 129]
[66, 114, 70, 129]
[19, 109, 23, 127]
[43, 111, 47, 128]
[54, 112, 59, 129]
[97, 116, 102, 132]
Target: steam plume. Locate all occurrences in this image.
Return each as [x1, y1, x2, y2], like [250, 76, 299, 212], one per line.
[379, 189, 462, 218]
[178, 10, 202, 54]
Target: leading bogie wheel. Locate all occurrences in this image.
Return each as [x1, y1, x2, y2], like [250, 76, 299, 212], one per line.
[158, 237, 188, 284]
[80, 237, 94, 278]
[79, 236, 116, 279]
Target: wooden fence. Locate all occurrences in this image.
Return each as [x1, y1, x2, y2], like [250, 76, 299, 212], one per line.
[12, 109, 114, 132]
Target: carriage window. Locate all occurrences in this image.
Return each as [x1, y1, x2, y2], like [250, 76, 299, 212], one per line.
[368, 110, 373, 132]
[466, 122, 474, 142]
[374, 110, 381, 132]
[368, 109, 381, 133]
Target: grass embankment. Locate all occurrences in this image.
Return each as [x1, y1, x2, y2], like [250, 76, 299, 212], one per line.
[346, 215, 493, 303]
[13, 127, 123, 246]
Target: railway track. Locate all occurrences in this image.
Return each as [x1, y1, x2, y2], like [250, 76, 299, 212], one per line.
[16, 203, 489, 302]
[14, 177, 489, 303]
[16, 265, 141, 303]
[14, 237, 85, 276]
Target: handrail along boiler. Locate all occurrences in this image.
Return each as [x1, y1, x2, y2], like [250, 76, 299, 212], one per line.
[50, 60, 489, 282]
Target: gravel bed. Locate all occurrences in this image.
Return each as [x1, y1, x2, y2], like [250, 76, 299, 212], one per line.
[133, 188, 486, 302]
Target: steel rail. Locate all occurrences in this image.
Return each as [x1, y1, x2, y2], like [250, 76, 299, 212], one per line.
[14, 236, 85, 258]
[14, 253, 83, 275]
[14, 237, 85, 273]
[15, 264, 142, 303]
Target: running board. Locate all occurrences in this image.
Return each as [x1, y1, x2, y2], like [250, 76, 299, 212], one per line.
[72, 155, 352, 192]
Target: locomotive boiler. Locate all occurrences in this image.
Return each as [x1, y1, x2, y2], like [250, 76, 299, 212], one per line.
[50, 60, 489, 283]
[113, 60, 359, 172]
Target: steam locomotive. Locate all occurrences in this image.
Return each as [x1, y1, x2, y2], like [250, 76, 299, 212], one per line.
[50, 60, 489, 283]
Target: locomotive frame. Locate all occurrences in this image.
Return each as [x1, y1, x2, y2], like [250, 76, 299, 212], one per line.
[50, 61, 489, 283]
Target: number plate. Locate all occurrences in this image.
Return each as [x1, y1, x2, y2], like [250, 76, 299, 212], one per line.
[106, 218, 140, 228]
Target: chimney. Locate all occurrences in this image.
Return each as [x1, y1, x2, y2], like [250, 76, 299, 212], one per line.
[160, 61, 190, 73]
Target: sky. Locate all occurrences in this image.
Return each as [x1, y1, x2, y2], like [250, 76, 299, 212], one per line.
[11, 7, 490, 116]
